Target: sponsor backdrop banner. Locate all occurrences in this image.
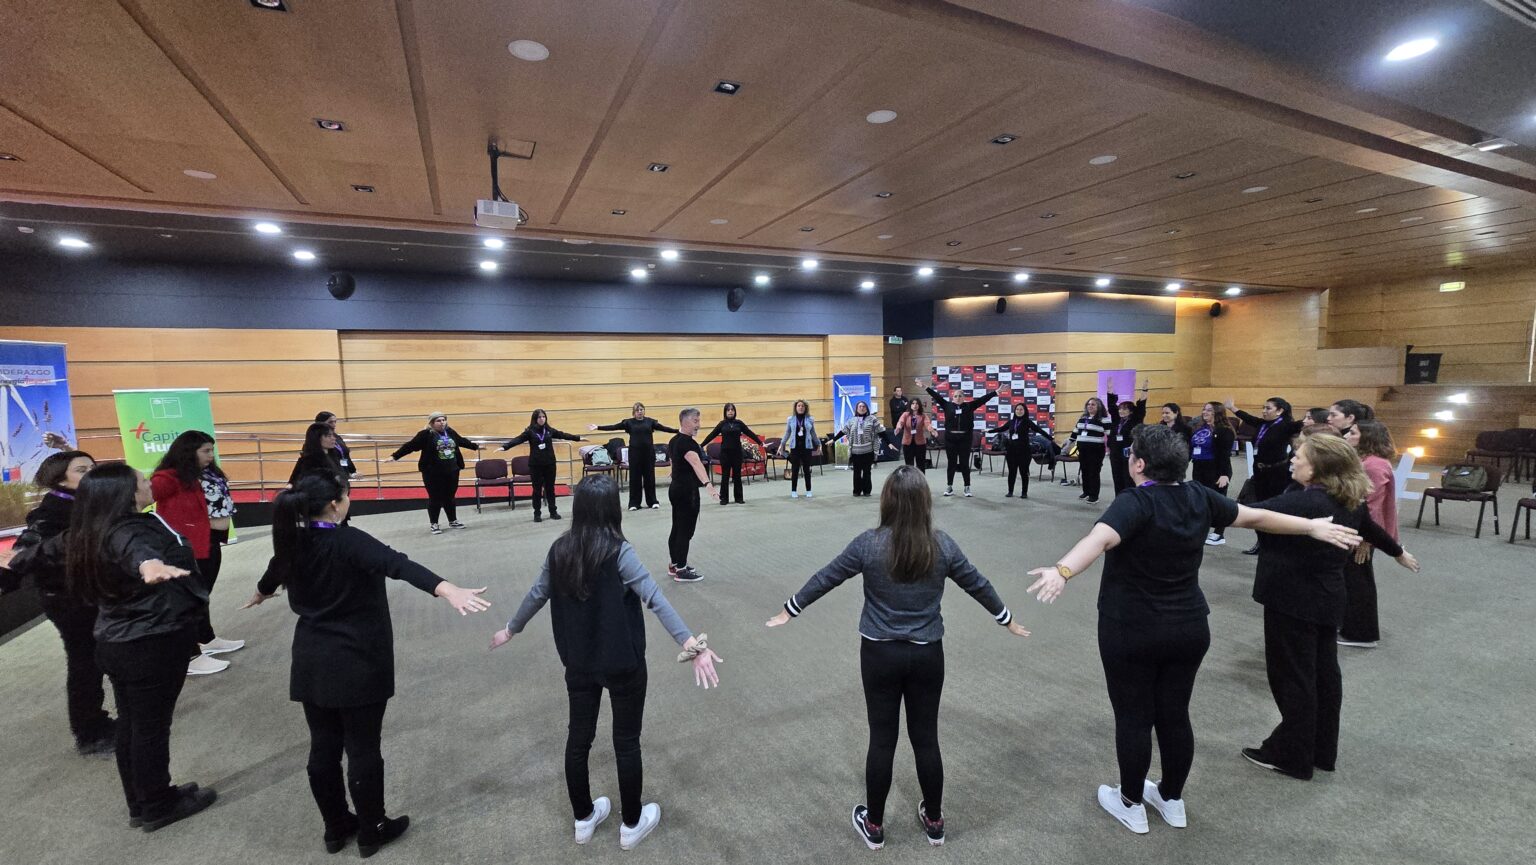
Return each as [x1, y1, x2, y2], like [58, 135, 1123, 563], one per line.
[1, 340, 76, 528]
[832, 373, 875, 432]
[928, 363, 1057, 433]
[113, 388, 217, 474]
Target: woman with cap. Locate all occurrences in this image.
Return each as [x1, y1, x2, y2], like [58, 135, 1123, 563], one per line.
[390, 412, 481, 535]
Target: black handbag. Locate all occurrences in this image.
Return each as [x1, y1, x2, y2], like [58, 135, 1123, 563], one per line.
[1236, 478, 1259, 505]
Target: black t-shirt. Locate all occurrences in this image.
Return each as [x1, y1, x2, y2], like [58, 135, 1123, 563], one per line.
[1095, 483, 1240, 623]
[667, 433, 704, 487]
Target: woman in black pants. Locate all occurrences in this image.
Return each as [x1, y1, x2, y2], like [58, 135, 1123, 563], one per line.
[986, 403, 1048, 499]
[920, 377, 998, 498]
[767, 465, 1030, 849]
[1242, 433, 1418, 780]
[502, 409, 584, 523]
[895, 399, 935, 473]
[779, 399, 821, 498]
[390, 412, 480, 534]
[1191, 402, 1236, 546]
[1066, 397, 1111, 503]
[1027, 424, 1361, 835]
[589, 402, 679, 511]
[290, 422, 347, 488]
[245, 472, 491, 856]
[315, 411, 358, 477]
[700, 403, 764, 505]
[1227, 396, 1305, 554]
[1106, 386, 1148, 495]
[0, 451, 115, 755]
[825, 401, 886, 497]
[65, 463, 217, 831]
[492, 474, 720, 850]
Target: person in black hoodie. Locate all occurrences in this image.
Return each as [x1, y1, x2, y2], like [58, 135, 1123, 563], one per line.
[699, 402, 765, 505]
[65, 463, 216, 832]
[504, 408, 585, 523]
[244, 471, 491, 856]
[315, 411, 357, 477]
[919, 377, 998, 498]
[390, 412, 481, 534]
[1106, 385, 1149, 496]
[1226, 396, 1305, 554]
[986, 403, 1049, 499]
[1242, 433, 1419, 781]
[589, 402, 679, 511]
[491, 474, 720, 851]
[0, 450, 116, 755]
[289, 422, 347, 488]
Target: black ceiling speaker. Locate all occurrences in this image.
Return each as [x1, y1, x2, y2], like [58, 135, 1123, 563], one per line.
[1209, 301, 1223, 318]
[726, 286, 745, 312]
[327, 271, 357, 300]
[995, 297, 1007, 314]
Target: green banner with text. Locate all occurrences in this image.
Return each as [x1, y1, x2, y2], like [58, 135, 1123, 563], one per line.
[113, 388, 217, 474]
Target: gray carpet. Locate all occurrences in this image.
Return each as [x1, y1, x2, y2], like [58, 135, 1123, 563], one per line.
[2, 461, 1533, 865]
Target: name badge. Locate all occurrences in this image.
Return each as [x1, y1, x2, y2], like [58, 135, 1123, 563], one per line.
[339, 459, 350, 467]
[538, 442, 547, 450]
[1010, 433, 1019, 440]
[1193, 446, 1204, 456]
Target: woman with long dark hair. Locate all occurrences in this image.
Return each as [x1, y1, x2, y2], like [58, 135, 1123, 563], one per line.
[825, 401, 886, 497]
[1107, 386, 1149, 496]
[986, 402, 1048, 499]
[244, 471, 489, 856]
[491, 474, 720, 851]
[589, 402, 679, 511]
[1159, 403, 1195, 454]
[1337, 420, 1399, 649]
[1191, 402, 1236, 547]
[289, 422, 346, 487]
[1301, 408, 1329, 430]
[1227, 396, 1305, 554]
[1326, 399, 1374, 434]
[151, 430, 243, 674]
[502, 409, 585, 523]
[391, 412, 481, 534]
[779, 399, 822, 498]
[0, 451, 115, 755]
[315, 411, 357, 477]
[66, 463, 216, 831]
[700, 402, 765, 505]
[920, 377, 998, 498]
[1066, 397, 1112, 503]
[766, 465, 1030, 849]
[1242, 434, 1418, 780]
[1026, 424, 1362, 835]
[895, 398, 935, 474]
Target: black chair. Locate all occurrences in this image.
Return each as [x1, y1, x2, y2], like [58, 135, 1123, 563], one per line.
[1465, 431, 1519, 480]
[1417, 464, 1502, 538]
[1509, 479, 1536, 545]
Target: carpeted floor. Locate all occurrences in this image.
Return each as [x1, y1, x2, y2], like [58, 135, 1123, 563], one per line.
[2, 461, 1532, 865]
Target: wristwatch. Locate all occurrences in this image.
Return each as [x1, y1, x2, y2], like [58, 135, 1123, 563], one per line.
[1054, 563, 1074, 580]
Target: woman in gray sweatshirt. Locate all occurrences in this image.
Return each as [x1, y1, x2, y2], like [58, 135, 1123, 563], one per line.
[766, 465, 1030, 850]
[824, 400, 887, 497]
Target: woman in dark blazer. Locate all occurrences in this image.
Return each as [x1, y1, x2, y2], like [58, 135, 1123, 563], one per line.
[503, 408, 585, 523]
[245, 472, 491, 856]
[1191, 402, 1236, 546]
[390, 412, 481, 534]
[1226, 396, 1305, 554]
[1107, 386, 1149, 496]
[986, 403, 1049, 499]
[315, 411, 358, 477]
[588, 402, 679, 511]
[289, 422, 347, 487]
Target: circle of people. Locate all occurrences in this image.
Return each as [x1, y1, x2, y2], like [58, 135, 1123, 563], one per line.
[0, 388, 1419, 854]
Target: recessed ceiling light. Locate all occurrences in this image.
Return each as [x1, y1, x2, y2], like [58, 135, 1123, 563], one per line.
[1476, 230, 1497, 236]
[293, 250, 316, 261]
[480, 260, 499, 272]
[1039, 212, 1057, 219]
[991, 134, 1018, 145]
[57, 237, 90, 249]
[1089, 154, 1117, 165]
[874, 191, 893, 198]
[660, 248, 680, 260]
[860, 280, 875, 290]
[315, 118, 346, 132]
[1401, 216, 1424, 223]
[801, 258, 818, 270]
[799, 226, 815, 232]
[1063, 251, 1077, 256]
[351, 184, 375, 193]
[877, 234, 894, 240]
[249, 0, 288, 10]
[562, 238, 592, 245]
[1242, 185, 1269, 194]
[713, 80, 741, 95]
[754, 274, 770, 286]
[958, 266, 977, 271]
[1304, 197, 1324, 203]
[647, 162, 669, 173]
[1173, 171, 1197, 179]
[1113, 255, 1128, 260]
[183, 169, 217, 180]
[254, 222, 282, 235]
[945, 240, 962, 247]
[1474, 137, 1516, 152]
[1008, 247, 1023, 252]
[629, 267, 647, 279]
[1441, 224, 1460, 230]
[709, 218, 728, 225]
[17, 226, 36, 234]
[866, 109, 898, 124]
[1094, 277, 1111, 288]
[507, 39, 550, 61]
[481, 237, 507, 250]
[917, 267, 935, 277]
[0, 153, 21, 162]
[1225, 286, 1242, 296]
[1384, 37, 1438, 62]
[611, 209, 627, 216]
[1356, 207, 1379, 214]
[1013, 272, 1029, 283]
[1164, 282, 1182, 292]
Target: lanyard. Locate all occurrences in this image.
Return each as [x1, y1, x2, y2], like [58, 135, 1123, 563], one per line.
[1138, 480, 1178, 487]
[309, 521, 339, 529]
[49, 490, 75, 501]
[533, 426, 547, 443]
[1256, 419, 1279, 443]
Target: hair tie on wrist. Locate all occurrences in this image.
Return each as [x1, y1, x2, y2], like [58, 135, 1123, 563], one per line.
[676, 633, 708, 663]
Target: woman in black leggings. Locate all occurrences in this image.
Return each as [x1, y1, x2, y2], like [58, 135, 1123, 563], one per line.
[700, 403, 764, 505]
[390, 413, 481, 534]
[1066, 397, 1111, 503]
[920, 377, 997, 498]
[1227, 396, 1304, 554]
[1190, 402, 1235, 546]
[778, 399, 821, 498]
[502, 409, 585, 523]
[1027, 424, 1362, 835]
[767, 465, 1029, 849]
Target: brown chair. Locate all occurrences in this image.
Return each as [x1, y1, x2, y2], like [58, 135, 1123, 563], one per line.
[473, 458, 513, 512]
[1465, 431, 1519, 479]
[580, 445, 618, 480]
[508, 455, 533, 506]
[1045, 436, 1081, 484]
[1509, 479, 1536, 544]
[982, 431, 1008, 473]
[1417, 464, 1502, 538]
[763, 437, 787, 480]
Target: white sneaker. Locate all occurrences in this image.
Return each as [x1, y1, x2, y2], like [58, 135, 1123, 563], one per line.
[200, 637, 245, 655]
[187, 654, 230, 676]
[804, 490, 813, 499]
[1097, 785, 1149, 834]
[1337, 638, 1378, 648]
[574, 796, 610, 844]
[1204, 535, 1226, 546]
[1142, 779, 1187, 828]
[618, 802, 660, 850]
[963, 487, 972, 497]
[790, 491, 799, 499]
[943, 487, 954, 497]
[628, 506, 640, 511]
[649, 503, 661, 510]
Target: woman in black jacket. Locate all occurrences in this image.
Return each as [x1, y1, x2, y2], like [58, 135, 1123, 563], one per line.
[504, 409, 585, 523]
[1, 450, 115, 755]
[1190, 402, 1236, 546]
[699, 402, 765, 505]
[986, 403, 1048, 499]
[1242, 433, 1419, 780]
[1227, 396, 1305, 553]
[589, 402, 679, 511]
[491, 475, 720, 851]
[65, 463, 216, 832]
[390, 412, 480, 535]
[289, 422, 346, 487]
[245, 472, 491, 856]
[315, 411, 357, 477]
[1107, 386, 1149, 496]
[920, 378, 998, 498]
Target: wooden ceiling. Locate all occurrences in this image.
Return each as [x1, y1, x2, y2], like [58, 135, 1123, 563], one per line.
[2, 0, 1533, 291]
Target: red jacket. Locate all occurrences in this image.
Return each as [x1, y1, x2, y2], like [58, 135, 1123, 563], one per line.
[151, 469, 211, 559]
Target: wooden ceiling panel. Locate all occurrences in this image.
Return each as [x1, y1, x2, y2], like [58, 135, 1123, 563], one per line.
[1248, 218, 1536, 281]
[0, 107, 144, 197]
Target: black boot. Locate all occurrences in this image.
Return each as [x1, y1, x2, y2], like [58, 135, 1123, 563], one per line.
[357, 816, 410, 858]
[533, 512, 542, 523]
[324, 813, 359, 854]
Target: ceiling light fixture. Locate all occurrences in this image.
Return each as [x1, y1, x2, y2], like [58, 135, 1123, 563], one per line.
[945, 240, 962, 247]
[1476, 230, 1497, 236]
[991, 134, 1017, 145]
[1039, 212, 1057, 219]
[1440, 224, 1460, 230]
[57, 237, 90, 249]
[1165, 229, 1180, 235]
[249, 0, 287, 9]
[754, 274, 770, 286]
[709, 218, 729, 225]
[183, 169, 217, 180]
[314, 118, 346, 132]
[629, 267, 647, 279]
[1356, 207, 1379, 214]
[1474, 137, 1516, 152]
[1384, 36, 1438, 62]
[660, 248, 680, 260]
[1013, 272, 1029, 283]
[647, 162, 669, 172]
[713, 80, 742, 95]
[958, 266, 977, 271]
[866, 110, 898, 124]
[1439, 281, 1466, 292]
[874, 191, 893, 198]
[293, 250, 316, 261]
[1225, 286, 1242, 296]
[17, 226, 35, 234]
[1164, 282, 1182, 292]
[254, 222, 282, 235]
[1008, 247, 1023, 252]
[0, 153, 21, 162]
[483, 237, 505, 249]
[611, 209, 627, 216]
[1448, 392, 1470, 404]
[877, 234, 894, 240]
[1401, 216, 1424, 223]
[1242, 185, 1269, 194]
[1304, 197, 1324, 203]
[507, 39, 550, 61]
[351, 184, 375, 193]
[562, 238, 592, 245]
[917, 267, 935, 277]
[860, 280, 875, 290]
[1433, 409, 1454, 421]
[801, 258, 818, 270]
[799, 226, 815, 232]
[1089, 154, 1117, 165]
[1173, 171, 1196, 179]
[1094, 277, 1111, 288]
[480, 260, 499, 272]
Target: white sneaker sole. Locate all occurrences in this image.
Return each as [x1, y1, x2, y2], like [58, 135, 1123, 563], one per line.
[618, 804, 660, 850]
[1097, 785, 1149, 834]
[199, 644, 244, 656]
[851, 806, 883, 850]
[1142, 780, 1187, 828]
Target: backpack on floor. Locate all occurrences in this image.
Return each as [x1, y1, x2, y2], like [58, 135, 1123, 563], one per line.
[1442, 464, 1487, 491]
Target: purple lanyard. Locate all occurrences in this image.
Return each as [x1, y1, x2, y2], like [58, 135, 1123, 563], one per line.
[49, 490, 75, 501]
[309, 520, 339, 529]
[1138, 480, 1177, 487]
[534, 427, 547, 443]
[1256, 419, 1278, 443]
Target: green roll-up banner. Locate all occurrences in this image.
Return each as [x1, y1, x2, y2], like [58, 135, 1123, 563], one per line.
[113, 388, 217, 473]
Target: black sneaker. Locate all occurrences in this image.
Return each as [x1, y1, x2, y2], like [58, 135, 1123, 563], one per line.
[1004, 491, 1014, 498]
[357, 815, 410, 859]
[1242, 544, 1259, 555]
[549, 511, 563, 520]
[673, 566, 704, 583]
[141, 786, 217, 832]
[533, 513, 542, 523]
[1085, 497, 1099, 504]
[1078, 492, 1088, 499]
[76, 731, 116, 758]
[918, 800, 945, 846]
[851, 804, 884, 850]
[448, 520, 466, 529]
[429, 524, 443, 535]
[128, 783, 198, 828]
[1241, 747, 1311, 780]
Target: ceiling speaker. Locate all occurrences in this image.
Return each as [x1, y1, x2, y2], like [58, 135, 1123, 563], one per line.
[995, 297, 1007, 314]
[727, 287, 745, 312]
[1209, 301, 1223, 318]
[327, 271, 356, 300]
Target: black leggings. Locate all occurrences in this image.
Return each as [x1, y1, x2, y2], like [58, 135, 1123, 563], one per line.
[1340, 553, 1379, 643]
[1098, 615, 1209, 803]
[530, 463, 558, 516]
[860, 638, 944, 826]
[903, 443, 927, 473]
[1192, 462, 1230, 537]
[1259, 609, 1341, 777]
[1005, 451, 1030, 497]
[39, 594, 111, 744]
[668, 484, 700, 568]
[1078, 443, 1106, 499]
[566, 665, 647, 827]
[422, 470, 460, 524]
[628, 458, 658, 509]
[192, 527, 228, 645]
[302, 701, 388, 828]
[718, 450, 744, 503]
[850, 451, 875, 495]
[97, 629, 197, 820]
[943, 437, 972, 487]
[789, 447, 814, 491]
[1109, 452, 1132, 495]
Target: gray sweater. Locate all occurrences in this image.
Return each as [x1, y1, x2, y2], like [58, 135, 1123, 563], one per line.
[784, 528, 1012, 642]
[830, 416, 887, 455]
[505, 542, 691, 645]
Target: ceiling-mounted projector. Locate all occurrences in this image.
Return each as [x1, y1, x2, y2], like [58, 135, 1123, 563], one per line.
[475, 199, 523, 229]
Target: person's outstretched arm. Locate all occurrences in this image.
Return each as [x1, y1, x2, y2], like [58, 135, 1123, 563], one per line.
[1231, 505, 1361, 548]
[1027, 522, 1122, 603]
[451, 429, 481, 451]
[500, 431, 529, 451]
[651, 419, 680, 435]
[391, 432, 423, 461]
[765, 535, 867, 626]
[699, 422, 725, 448]
[738, 421, 765, 446]
[591, 420, 626, 432]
